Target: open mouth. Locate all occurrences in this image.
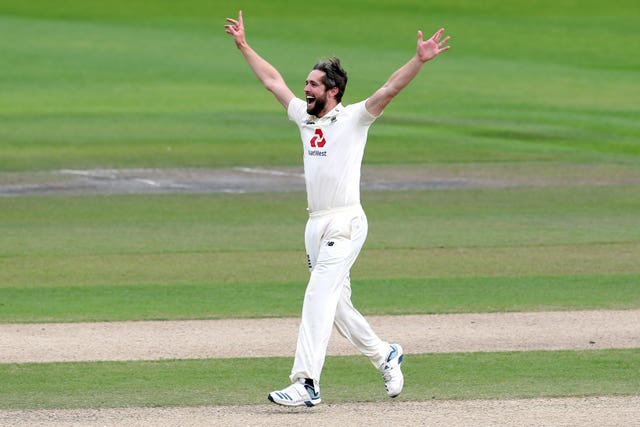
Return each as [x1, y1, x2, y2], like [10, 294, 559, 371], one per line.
[306, 96, 315, 105]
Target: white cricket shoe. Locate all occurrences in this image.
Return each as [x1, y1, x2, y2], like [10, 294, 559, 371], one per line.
[380, 343, 404, 397]
[268, 378, 321, 407]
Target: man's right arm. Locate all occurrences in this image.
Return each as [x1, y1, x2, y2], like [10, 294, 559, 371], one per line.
[225, 11, 295, 109]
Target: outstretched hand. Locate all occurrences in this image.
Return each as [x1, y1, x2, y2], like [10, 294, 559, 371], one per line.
[416, 28, 451, 63]
[224, 10, 246, 48]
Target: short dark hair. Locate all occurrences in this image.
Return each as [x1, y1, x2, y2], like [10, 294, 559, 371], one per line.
[312, 56, 347, 102]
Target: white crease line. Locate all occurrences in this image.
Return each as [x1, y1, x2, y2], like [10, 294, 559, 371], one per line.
[58, 169, 117, 179]
[134, 178, 161, 187]
[233, 167, 304, 178]
[60, 171, 165, 188]
[59, 169, 97, 176]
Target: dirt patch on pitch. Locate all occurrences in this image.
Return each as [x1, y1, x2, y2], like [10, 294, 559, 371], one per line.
[1, 396, 639, 426]
[2, 310, 639, 363]
[2, 163, 640, 196]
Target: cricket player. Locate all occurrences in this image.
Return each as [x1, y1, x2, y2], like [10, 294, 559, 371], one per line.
[225, 10, 450, 407]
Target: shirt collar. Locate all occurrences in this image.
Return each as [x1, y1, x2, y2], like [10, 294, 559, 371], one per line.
[308, 103, 343, 123]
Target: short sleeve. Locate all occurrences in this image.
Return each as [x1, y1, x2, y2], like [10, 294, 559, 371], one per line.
[356, 99, 382, 126]
[288, 98, 307, 123]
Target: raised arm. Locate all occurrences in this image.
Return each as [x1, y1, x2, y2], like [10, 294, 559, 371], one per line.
[365, 28, 450, 117]
[224, 11, 295, 109]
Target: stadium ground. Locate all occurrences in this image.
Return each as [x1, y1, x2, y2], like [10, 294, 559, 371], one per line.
[2, 310, 639, 364]
[2, 396, 639, 427]
[1, 310, 639, 426]
[2, 167, 638, 425]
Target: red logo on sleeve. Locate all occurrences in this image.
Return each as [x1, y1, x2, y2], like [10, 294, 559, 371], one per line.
[310, 129, 327, 148]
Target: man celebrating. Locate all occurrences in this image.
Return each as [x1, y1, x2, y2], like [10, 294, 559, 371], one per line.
[225, 10, 450, 407]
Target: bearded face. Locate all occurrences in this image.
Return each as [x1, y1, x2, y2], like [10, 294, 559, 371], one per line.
[304, 70, 337, 118]
[306, 91, 328, 116]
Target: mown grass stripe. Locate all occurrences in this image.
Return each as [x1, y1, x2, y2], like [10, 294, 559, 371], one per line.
[0, 349, 638, 409]
[1, 274, 638, 323]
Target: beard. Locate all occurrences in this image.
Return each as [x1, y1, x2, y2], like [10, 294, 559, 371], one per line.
[306, 94, 327, 116]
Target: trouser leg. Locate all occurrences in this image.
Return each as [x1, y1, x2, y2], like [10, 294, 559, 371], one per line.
[334, 276, 389, 369]
[290, 209, 367, 385]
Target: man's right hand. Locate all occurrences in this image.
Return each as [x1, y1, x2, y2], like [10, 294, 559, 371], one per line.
[224, 10, 247, 49]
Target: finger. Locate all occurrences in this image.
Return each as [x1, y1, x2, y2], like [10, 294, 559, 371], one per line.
[432, 28, 445, 42]
[417, 30, 423, 42]
[238, 10, 243, 25]
[226, 18, 238, 26]
[437, 36, 451, 49]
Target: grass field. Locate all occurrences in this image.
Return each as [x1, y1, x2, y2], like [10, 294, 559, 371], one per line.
[1, 190, 640, 322]
[1, 0, 638, 170]
[2, 350, 639, 409]
[1, 0, 639, 412]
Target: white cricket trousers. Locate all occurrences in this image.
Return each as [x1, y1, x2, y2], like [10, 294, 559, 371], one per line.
[290, 204, 389, 386]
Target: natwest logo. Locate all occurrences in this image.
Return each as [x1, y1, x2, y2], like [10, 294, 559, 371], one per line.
[309, 129, 327, 148]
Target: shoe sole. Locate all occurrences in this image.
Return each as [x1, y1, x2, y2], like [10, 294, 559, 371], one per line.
[267, 394, 321, 407]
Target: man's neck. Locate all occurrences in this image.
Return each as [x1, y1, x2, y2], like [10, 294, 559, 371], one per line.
[316, 100, 339, 118]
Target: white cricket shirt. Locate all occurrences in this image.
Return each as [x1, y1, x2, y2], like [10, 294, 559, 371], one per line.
[288, 97, 381, 213]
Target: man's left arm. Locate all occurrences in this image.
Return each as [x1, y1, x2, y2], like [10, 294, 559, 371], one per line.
[365, 28, 450, 117]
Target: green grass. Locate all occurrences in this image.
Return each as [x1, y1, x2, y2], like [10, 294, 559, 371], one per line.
[1, 0, 638, 170]
[1, 275, 638, 323]
[1, 349, 638, 409]
[2, 185, 640, 257]
[1, 187, 639, 323]
[1, 187, 639, 322]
